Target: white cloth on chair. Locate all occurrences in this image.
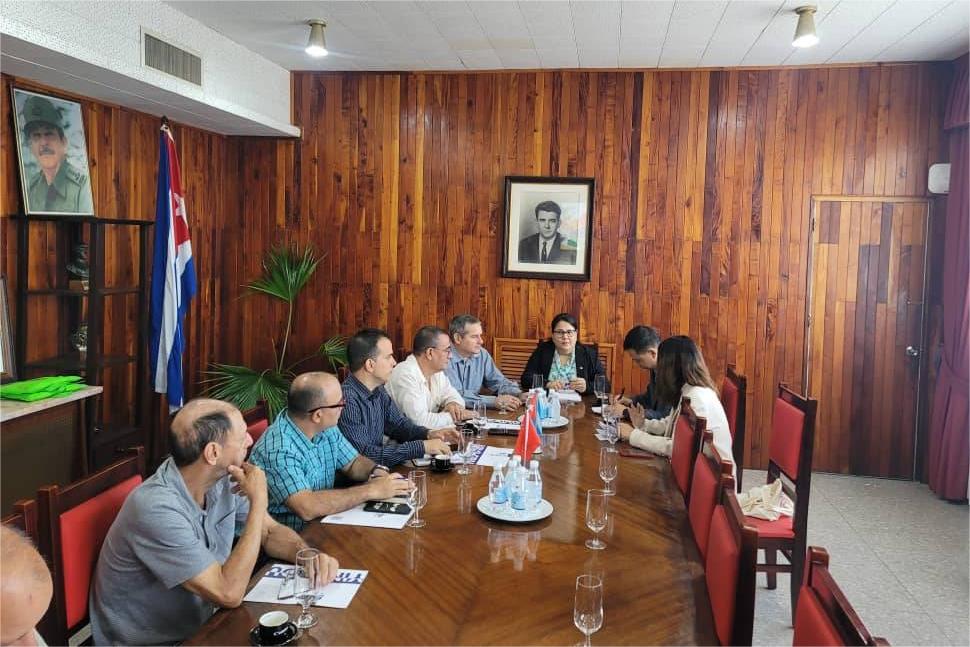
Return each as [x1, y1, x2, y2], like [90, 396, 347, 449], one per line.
[738, 479, 794, 521]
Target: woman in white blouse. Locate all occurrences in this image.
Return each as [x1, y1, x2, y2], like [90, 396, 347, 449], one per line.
[617, 335, 735, 481]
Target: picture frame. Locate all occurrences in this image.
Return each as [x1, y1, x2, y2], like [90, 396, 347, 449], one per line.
[501, 176, 594, 281]
[0, 276, 16, 384]
[10, 87, 95, 216]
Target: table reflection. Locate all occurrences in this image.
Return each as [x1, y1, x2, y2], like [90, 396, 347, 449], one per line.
[487, 528, 542, 571]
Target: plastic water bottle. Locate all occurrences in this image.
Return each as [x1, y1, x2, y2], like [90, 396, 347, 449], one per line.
[489, 465, 507, 505]
[510, 465, 528, 511]
[525, 460, 543, 510]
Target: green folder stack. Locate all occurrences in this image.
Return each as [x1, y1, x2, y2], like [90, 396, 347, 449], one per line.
[0, 375, 87, 402]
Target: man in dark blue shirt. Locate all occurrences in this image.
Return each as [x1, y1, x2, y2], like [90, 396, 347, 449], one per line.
[339, 328, 458, 467]
[618, 325, 672, 421]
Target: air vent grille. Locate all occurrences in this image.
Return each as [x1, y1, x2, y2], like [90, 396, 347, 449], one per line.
[144, 33, 202, 86]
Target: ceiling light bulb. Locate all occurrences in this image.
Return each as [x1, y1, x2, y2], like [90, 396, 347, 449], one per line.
[792, 6, 819, 48]
[306, 20, 328, 57]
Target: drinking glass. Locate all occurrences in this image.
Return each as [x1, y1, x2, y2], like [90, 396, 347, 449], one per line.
[601, 402, 619, 445]
[457, 428, 474, 475]
[599, 447, 618, 494]
[294, 548, 321, 629]
[593, 375, 607, 411]
[407, 470, 428, 528]
[532, 373, 545, 391]
[474, 402, 488, 439]
[585, 489, 609, 550]
[574, 574, 604, 647]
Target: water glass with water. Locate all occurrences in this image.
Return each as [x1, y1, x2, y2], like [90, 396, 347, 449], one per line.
[407, 470, 427, 528]
[585, 489, 609, 550]
[599, 447, 618, 494]
[457, 428, 474, 475]
[294, 548, 321, 629]
[474, 402, 487, 439]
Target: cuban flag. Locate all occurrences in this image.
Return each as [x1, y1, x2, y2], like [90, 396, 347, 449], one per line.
[149, 123, 196, 413]
[514, 396, 542, 462]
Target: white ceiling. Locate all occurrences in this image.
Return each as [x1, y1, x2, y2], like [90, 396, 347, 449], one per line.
[167, 0, 970, 72]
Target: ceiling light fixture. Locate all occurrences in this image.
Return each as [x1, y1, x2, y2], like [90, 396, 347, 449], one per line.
[305, 20, 328, 57]
[792, 6, 819, 48]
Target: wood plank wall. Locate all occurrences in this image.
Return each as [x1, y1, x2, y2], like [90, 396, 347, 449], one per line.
[2, 64, 950, 473]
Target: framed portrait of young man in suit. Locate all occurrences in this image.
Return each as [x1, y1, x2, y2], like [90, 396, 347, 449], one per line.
[501, 176, 594, 282]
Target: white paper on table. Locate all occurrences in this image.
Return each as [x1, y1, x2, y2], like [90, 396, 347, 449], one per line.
[321, 502, 413, 529]
[485, 417, 520, 431]
[476, 445, 515, 467]
[555, 389, 582, 403]
[243, 564, 368, 609]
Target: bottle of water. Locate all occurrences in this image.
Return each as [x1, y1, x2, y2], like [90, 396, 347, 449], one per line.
[525, 460, 543, 510]
[489, 465, 507, 505]
[509, 465, 528, 511]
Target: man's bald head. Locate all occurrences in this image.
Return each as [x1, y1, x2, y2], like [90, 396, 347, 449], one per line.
[1, 526, 52, 645]
[288, 372, 341, 416]
[169, 398, 242, 467]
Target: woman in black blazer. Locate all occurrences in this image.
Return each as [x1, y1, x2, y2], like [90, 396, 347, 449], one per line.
[520, 313, 609, 395]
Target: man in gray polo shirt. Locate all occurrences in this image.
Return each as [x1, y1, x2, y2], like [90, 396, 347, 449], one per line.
[89, 399, 339, 645]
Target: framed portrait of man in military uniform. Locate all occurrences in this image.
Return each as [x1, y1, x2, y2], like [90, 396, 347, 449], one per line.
[11, 87, 94, 216]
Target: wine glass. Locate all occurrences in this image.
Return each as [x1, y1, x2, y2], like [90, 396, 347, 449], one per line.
[585, 489, 609, 550]
[593, 375, 607, 412]
[457, 428, 474, 475]
[407, 470, 428, 528]
[474, 402, 488, 439]
[532, 373, 545, 391]
[293, 548, 321, 629]
[574, 574, 604, 647]
[599, 447, 618, 494]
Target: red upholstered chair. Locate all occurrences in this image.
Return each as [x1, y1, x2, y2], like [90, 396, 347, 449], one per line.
[749, 385, 818, 619]
[704, 476, 758, 646]
[688, 432, 734, 560]
[793, 547, 890, 646]
[1, 498, 39, 544]
[243, 401, 270, 447]
[720, 365, 747, 489]
[671, 397, 705, 502]
[36, 447, 146, 646]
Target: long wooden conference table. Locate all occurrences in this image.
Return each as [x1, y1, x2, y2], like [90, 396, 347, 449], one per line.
[187, 401, 717, 645]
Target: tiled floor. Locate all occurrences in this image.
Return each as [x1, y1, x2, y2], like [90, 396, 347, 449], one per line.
[745, 469, 970, 646]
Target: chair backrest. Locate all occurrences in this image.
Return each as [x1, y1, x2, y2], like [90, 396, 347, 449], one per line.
[689, 432, 734, 559]
[493, 337, 539, 384]
[589, 341, 615, 387]
[705, 476, 758, 646]
[1, 498, 38, 545]
[793, 547, 890, 646]
[720, 365, 747, 489]
[671, 397, 705, 501]
[767, 385, 819, 540]
[243, 401, 270, 445]
[37, 447, 146, 645]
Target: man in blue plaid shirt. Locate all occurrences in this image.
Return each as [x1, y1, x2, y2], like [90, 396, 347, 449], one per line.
[250, 372, 411, 530]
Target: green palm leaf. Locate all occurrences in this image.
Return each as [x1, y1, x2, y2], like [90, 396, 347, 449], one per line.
[318, 335, 348, 370]
[247, 245, 320, 303]
[202, 364, 289, 421]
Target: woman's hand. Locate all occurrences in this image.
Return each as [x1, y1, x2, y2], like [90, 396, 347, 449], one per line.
[618, 422, 635, 441]
[628, 403, 646, 430]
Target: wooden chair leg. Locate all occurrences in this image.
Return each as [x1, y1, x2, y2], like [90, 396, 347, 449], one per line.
[765, 548, 778, 589]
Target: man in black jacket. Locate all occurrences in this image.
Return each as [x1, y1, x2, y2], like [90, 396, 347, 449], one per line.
[618, 325, 671, 420]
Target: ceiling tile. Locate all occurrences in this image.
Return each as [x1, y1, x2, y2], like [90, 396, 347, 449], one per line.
[496, 48, 542, 69]
[700, 0, 784, 67]
[570, 1, 621, 50]
[537, 47, 580, 68]
[657, 0, 729, 68]
[784, 1, 894, 66]
[739, 0, 837, 66]
[578, 46, 619, 68]
[456, 48, 504, 69]
[872, 0, 969, 62]
[827, 0, 951, 63]
[519, 0, 575, 50]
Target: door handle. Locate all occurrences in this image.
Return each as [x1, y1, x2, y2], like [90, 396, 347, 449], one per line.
[905, 346, 920, 358]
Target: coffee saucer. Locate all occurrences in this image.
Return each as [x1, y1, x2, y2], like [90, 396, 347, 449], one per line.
[249, 622, 300, 646]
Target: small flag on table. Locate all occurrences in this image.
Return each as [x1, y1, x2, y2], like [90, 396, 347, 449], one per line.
[514, 396, 542, 462]
[149, 120, 196, 413]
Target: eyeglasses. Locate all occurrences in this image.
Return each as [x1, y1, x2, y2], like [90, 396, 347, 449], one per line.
[553, 329, 577, 337]
[306, 399, 345, 413]
[432, 346, 453, 354]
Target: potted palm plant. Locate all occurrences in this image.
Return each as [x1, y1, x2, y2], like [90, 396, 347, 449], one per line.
[203, 244, 346, 420]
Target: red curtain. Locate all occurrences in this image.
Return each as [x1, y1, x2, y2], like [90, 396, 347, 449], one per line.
[928, 54, 969, 501]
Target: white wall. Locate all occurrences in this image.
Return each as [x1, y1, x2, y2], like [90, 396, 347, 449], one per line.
[0, 1, 299, 136]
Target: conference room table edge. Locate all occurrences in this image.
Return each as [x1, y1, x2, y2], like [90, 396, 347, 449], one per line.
[187, 399, 717, 646]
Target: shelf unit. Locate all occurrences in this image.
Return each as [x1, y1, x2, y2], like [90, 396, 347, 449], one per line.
[13, 214, 153, 471]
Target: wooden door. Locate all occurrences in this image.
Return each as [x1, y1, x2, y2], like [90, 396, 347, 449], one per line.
[805, 197, 930, 478]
